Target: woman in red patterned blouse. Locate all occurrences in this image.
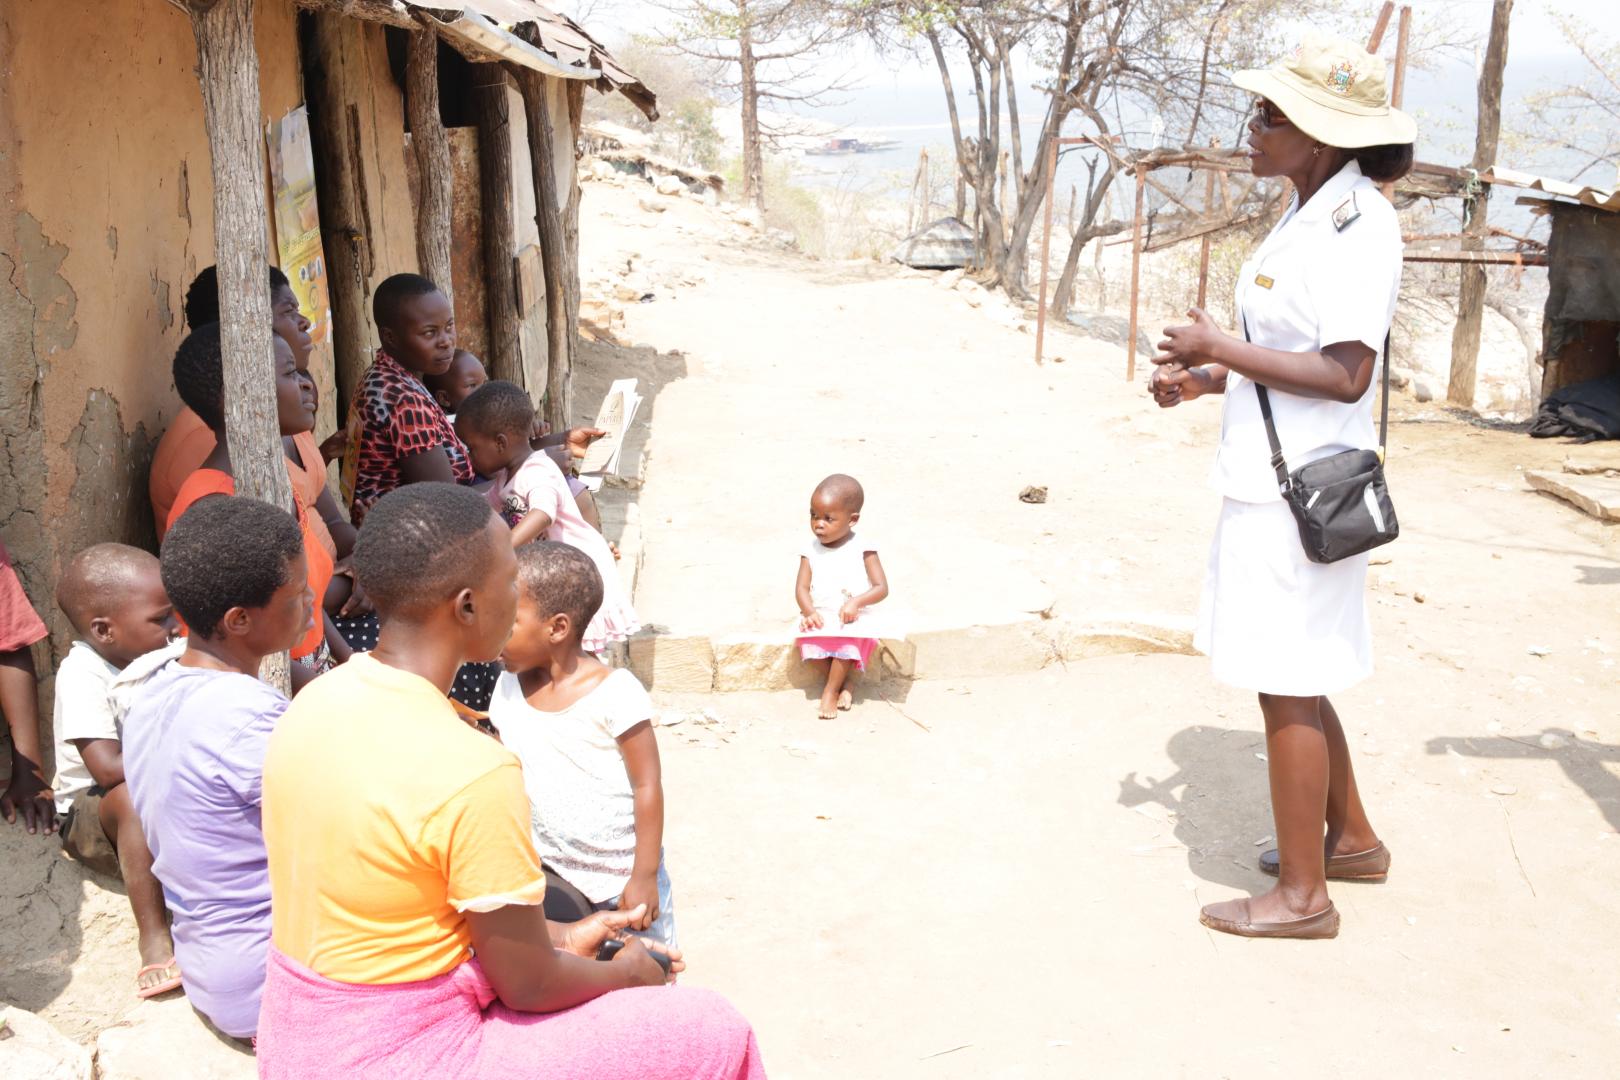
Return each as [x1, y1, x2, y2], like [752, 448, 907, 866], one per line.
[342, 275, 474, 527]
[335, 274, 601, 709]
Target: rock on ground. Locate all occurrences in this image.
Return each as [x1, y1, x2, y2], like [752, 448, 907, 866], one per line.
[94, 996, 255, 1080]
[0, 826, 139, 1043]
[0, 1006, 93, 1080]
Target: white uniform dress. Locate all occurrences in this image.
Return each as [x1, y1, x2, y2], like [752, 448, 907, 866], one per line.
[1195, 159, 1401, 696]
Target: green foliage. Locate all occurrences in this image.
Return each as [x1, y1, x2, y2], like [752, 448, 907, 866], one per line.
[672, 99, 724, 170]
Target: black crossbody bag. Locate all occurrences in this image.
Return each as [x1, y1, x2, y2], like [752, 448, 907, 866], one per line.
[1244, 320, 1399, 564]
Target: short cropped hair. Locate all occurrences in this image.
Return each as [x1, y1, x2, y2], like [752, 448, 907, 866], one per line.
[56, 543, 160, 637]
[516, 541, 603, 636]
[813, 473, 865, 513]
[161, 496, 303, 640]
[456, 380, 534, 439]
[372, 273, 441, 334]
[183, 265, 292, 330]
[354, 483, 494, 619]
[173, 322, 225, 433]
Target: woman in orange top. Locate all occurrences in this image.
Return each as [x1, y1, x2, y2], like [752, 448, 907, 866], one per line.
[167, 325, 347, 671]
[151, 266, 356, 568]
[258, 484, 764, 1079]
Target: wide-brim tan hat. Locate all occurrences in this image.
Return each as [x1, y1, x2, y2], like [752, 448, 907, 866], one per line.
[1233, 32, 1417, 149]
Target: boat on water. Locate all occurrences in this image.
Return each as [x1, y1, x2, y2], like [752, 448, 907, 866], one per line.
[804, 136, 901, 156]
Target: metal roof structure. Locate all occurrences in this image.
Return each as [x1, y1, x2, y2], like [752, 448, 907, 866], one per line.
[1483, 167, 1619, 214]
[296, 0, 658, 119]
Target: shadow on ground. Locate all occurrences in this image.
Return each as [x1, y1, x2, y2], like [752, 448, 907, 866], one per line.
[1116, 723, 1278, 892]
[1428, 727, 1620, 832]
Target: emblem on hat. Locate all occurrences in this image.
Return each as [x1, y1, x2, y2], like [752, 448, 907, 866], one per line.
[1326, 60, 1358, 96]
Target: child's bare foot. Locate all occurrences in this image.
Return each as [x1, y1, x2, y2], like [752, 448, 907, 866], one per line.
[818, 691, 839, 719]
[837, 689, 853, 711]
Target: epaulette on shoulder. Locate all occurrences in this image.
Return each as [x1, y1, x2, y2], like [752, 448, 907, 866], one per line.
[1332, 192, 1362, 232]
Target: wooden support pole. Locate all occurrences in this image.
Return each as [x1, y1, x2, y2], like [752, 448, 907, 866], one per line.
[1033, 138, 1058, 364]
[1125, 173, 1145, 382]
[1197, 153, 1217, 309]
[1382, 6, 1412, 201]
[407, 24, 454, 302]
[1366, 1, 1395, 51]
[474, 64, 522, 385]
[1448, 0, 1513, 408]
[514, 68, 573, 432]
[184, 0, 293, 691]
[563, 83, 585, 349]
[305, 13, 372, 412]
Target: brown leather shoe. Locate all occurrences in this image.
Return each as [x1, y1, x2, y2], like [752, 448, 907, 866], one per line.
[1259, 841, 1390, 882]
[1200, 898, 1340, 939]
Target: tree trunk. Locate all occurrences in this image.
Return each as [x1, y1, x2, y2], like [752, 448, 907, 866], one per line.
[304, 13, 372, 415]
[1051, 166, 1127, 318]
[475, 65, 521, 385]
[186, 0, 292, 692]
[1447, 0, 1513, 408]
[738, 5, 765, 215]
[515, 70, 572, 432]
[406, 26, 454, 301]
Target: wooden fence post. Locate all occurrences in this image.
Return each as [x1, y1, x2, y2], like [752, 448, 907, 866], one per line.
[407, 24, 454, 301]
[1447, 0, 1513, 407]
[475, 64, 522, 385]
[184, 0, 293, 691]
[1125, 171, 1146, 382]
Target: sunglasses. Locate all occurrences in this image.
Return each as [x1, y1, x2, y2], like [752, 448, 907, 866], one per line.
[1253, 99, 1291, 128]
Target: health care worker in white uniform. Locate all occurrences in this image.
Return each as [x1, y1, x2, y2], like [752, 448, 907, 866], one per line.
[1150, 34, 1414, 941]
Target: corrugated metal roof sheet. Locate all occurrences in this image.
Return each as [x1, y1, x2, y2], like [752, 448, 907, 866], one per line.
[324, 1, 658, 119]
[1483, 167, 1619, 213]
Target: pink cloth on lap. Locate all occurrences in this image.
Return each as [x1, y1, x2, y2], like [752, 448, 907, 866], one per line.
[797, 637, 877, 670]
[256, 946, 766, 1079]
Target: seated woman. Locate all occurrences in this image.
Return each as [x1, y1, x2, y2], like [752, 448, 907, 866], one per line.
[150, 265, 342, 547]
[257, 484, 764, 1079]
[167, 324, 348, 674]
[120, 495, 314, 1040]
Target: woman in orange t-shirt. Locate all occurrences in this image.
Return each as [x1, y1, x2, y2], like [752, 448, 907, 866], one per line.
[167, 326, 346, 669]
[153, 267, 345, 542]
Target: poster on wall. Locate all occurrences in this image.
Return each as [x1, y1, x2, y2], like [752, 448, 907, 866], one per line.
[266, 105, 332, 350]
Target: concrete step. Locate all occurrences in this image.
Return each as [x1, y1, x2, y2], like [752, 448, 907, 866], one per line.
[626, 614, 1196, 693]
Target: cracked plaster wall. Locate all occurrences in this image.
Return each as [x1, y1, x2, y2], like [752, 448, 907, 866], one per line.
[0, 0, 307, 777]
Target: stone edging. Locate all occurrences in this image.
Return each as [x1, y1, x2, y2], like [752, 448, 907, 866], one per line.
[625, 615, 1198, 694]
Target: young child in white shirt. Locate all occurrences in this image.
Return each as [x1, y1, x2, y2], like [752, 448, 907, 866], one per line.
[489, 541, 674, 946]
[52, 543, 183, 998]
[795, 473, 889, 719]
[456, 380, 640, 656]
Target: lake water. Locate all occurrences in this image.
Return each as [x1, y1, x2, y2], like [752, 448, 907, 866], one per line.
[777, 51, 1597, 242]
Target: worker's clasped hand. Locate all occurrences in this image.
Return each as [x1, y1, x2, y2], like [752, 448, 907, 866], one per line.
[1149, 365, 1206, 409]
[1150, 307, 1225, 409]
[1155, 306, 1225, 370]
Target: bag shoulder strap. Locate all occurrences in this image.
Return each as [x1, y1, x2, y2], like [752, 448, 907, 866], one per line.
[1241, 316, 1395, 489]
[1377, 330, 1391, 458]
[1241, 316, 1292, 493]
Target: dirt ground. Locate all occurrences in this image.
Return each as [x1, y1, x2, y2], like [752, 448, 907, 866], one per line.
[584, 180, 1620, 1077]
[4, 175, 1618, 1077]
